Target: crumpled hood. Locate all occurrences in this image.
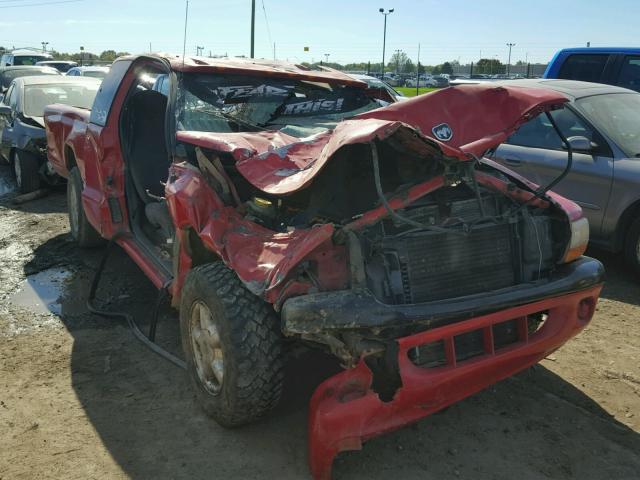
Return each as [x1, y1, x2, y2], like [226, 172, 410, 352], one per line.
[176, 84, 568, 196]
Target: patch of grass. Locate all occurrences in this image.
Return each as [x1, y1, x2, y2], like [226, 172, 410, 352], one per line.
[396, 87, 437, 97]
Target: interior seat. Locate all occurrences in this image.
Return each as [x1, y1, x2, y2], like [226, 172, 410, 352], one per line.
[127, 89, 170, 203]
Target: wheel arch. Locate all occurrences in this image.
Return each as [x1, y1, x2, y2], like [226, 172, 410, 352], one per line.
[613, 198, 640, 252]
[171, 226, 221, 307]
[64, 143, 77, 172]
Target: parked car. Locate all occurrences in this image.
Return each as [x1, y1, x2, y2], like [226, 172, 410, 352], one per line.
[431, 75, 450, 87]
[544, 47, 640, 92]
[405, 75, 435, 87]
[66, 66, 110, 79]
[0, 76, 100, 192]
[347, 73, 407, 101]
[382, 73, 402, 86]
[45, 56, 602, 480]
[36, 60, 78, 73]
[0, 49, 52, 67]
[0, 65, 61, 93]
[491, 78, 640, 273]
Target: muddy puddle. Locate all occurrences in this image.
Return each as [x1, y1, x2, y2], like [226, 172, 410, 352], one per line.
[9, 267, 72, 315]
[8, 266, 86, 317]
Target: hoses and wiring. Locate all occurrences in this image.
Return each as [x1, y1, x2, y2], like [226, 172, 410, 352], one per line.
[87, 237, 186, 370]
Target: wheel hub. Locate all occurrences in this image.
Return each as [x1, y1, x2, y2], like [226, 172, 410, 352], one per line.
[190, 301, 224, 394]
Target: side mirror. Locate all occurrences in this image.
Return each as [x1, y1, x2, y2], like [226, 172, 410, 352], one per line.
[0, 104, 12, 116]
[566, 136, 596, 152]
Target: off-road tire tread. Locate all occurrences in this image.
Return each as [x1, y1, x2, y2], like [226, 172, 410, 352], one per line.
[68, 167, 104, 247]
[180, 262, 284, 427]
[624, 216, 640, 275]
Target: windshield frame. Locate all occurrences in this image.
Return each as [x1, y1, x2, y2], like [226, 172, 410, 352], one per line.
[573, 92, 640, 158]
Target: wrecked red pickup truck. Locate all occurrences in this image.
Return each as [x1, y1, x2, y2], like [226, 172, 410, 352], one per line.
[45, 54, 604, 479]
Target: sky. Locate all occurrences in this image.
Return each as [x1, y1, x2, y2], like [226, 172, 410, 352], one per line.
[0, 0, 638, 65]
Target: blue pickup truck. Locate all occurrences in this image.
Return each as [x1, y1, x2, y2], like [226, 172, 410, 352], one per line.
[544, 48, 640, 92]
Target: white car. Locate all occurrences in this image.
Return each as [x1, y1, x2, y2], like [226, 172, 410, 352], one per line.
[405, 75, 436, 87]
[66, 66, 110, 79]
[0, 49, 52, 67]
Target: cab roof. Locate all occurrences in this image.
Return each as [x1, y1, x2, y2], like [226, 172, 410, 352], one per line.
[120, 53, 367, 87]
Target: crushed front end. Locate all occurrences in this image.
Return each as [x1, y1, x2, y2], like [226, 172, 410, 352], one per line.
[274, 146, 603, 479]
[168, 83, 604, 479]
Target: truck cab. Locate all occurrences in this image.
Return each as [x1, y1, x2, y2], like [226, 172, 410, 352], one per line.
[543, 47, 640, 92]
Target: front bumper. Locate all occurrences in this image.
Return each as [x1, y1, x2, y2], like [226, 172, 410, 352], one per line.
[283, 256, 604, 334]
[307, 278, 602, 479]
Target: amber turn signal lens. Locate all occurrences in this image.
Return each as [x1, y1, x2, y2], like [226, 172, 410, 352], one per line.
[562, 217, 589, 263]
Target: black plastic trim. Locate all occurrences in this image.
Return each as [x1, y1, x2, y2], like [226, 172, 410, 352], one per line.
[281, 256, 604, 335]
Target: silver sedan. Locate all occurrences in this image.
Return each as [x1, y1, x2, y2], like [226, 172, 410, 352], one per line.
[490, 79, 640, 273]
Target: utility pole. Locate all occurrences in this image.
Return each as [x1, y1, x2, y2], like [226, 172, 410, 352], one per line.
[379, 8, 394, 77]
[149, 42, 152, 53]
[506, 42, 515, 75]
[394, 48, 401, 74]
[416, 43, 420, 96]
[324, 53, 330, 64]
[273, 42, 276, 60]
[41, 41, 49, 52]
[80, 46, 84, 67]
[250, 0, 255, 58]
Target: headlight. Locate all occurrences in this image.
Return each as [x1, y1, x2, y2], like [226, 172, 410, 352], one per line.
[561, 216, 589, 263]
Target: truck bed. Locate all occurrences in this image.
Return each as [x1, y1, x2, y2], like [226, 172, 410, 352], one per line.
[44, 104, 91, 179]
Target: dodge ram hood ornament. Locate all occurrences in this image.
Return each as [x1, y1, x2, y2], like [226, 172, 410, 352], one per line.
[432, 123, 453, 141]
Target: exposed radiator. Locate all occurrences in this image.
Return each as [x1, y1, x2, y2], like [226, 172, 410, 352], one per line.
[385, 223, 516, 304]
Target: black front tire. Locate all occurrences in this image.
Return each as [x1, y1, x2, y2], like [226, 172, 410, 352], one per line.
[624, 216, 640, 275]
[14, 150, 41, 194]
[180, 262, 284, 427]
[67, 167, 103, 247]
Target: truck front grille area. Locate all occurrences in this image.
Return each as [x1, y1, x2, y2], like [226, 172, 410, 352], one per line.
[363, 193, 558, 306]
[409, 313, 548, 369]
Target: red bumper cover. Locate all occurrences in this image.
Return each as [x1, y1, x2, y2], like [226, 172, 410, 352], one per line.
[308, 286, 601, 479]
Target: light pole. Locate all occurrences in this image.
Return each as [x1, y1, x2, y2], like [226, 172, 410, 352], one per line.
[379, 7, 394, 77]
[324, 53, 330, 64]
[196, 46, 204, 56]
[41, 41, 49, 52]
[506, 42, 516, 75]
[250, 0, 255, 58]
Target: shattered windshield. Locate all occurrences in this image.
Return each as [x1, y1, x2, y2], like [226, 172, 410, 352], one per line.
[176, 73, 379, 137]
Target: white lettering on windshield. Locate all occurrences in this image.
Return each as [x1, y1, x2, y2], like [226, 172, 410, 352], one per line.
[282, 98, 344, 115]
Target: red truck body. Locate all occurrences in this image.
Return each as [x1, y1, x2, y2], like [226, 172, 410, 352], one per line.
[45, 54, 604, 479]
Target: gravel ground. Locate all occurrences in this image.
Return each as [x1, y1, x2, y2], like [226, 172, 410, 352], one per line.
[0, 164, 638, 479]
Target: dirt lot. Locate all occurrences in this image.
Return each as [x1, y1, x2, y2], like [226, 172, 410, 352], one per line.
[0, 164, 638, 480]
